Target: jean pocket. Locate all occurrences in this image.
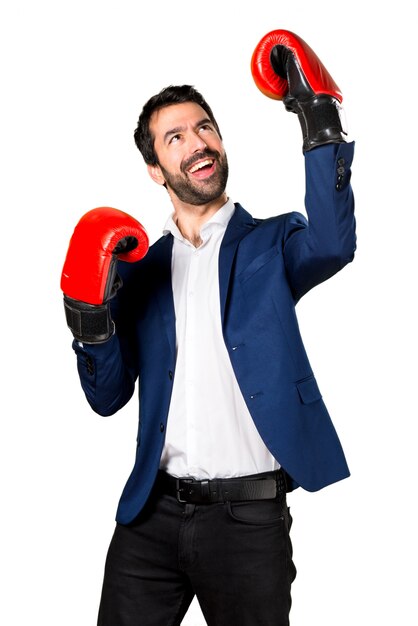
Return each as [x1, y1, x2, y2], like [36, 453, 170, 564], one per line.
[227, 498, 285, 526]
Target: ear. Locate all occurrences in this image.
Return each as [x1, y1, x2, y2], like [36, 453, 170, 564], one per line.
[147, 163, 166, 186]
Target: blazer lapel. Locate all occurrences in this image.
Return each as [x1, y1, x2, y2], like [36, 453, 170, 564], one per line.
[152, 233, 176, 357]
[219, 203, 256, 323]
[152, 204, 255, 352]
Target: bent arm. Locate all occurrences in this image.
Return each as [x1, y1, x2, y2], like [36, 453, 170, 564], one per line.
[283, 141, 356, 302]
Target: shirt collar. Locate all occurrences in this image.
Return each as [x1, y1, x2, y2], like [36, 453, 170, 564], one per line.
[163, 198, 235, 241]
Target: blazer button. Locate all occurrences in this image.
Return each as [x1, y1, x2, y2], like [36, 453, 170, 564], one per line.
[168, 370, 173, 380]
[336, 174, 344, 191]
[160, 423, 165, 433]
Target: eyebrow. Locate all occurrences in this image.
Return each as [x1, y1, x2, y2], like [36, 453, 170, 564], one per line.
[163, 118, 213, 144]
[163, 125, 184, 144]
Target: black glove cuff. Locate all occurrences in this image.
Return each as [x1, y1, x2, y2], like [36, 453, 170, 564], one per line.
[290, 95, 347, 152]
[63, 296, 114, 344]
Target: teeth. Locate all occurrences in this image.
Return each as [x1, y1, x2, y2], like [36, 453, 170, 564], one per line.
[189, 159, 213, 173]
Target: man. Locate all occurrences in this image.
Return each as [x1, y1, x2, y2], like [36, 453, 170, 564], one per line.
[61, 30, 356, 625]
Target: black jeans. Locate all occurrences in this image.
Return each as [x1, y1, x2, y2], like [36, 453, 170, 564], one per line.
[97, 481, 296, 625]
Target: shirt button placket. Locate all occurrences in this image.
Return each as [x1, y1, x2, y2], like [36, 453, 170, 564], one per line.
[186, 248, 199, 466]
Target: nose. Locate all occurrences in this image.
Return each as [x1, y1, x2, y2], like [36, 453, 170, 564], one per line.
[188, 130, 207, 153]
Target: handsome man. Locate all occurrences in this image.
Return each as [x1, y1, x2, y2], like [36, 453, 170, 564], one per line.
[61, 30, 356, 626]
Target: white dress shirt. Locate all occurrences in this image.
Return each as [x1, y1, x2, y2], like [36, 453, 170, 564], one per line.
[159, 198, 279, 479]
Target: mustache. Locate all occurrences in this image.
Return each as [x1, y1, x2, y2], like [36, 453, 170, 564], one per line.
[181, 149, 220, 173]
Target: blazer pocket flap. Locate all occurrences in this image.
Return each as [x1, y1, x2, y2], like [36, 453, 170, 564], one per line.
[296, 377, 322, 404]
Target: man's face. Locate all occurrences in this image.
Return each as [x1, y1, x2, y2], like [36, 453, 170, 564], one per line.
[148, 102, 228, 206]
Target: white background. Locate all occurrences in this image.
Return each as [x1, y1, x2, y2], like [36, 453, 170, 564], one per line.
[1, 1, 417, 624]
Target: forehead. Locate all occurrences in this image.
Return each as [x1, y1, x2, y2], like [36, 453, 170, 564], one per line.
[150, 102, 209, 139]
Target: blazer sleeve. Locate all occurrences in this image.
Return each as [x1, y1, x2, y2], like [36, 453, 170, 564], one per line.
[282, 141, 356, 302]
[72, 334, 137, 416]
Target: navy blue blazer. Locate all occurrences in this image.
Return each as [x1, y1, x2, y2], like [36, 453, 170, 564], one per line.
[73, 141, 356, 525]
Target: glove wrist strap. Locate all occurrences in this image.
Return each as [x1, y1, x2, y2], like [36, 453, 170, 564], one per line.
[287, 95, 347, 152]
[63, 296, 114, 344]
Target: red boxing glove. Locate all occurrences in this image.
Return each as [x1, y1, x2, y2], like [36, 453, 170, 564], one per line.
[61, 207, 149, 343]
[251, 29, 346, 151]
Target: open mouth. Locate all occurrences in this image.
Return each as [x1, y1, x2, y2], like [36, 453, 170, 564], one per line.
[187, 158, 216, 178]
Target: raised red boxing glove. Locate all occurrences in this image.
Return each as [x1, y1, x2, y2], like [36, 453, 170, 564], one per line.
[61, 207, 149, 343]
[251, 29, 347, 151]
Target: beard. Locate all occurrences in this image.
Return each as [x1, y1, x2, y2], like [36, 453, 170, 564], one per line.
[158, 149, 229, 206]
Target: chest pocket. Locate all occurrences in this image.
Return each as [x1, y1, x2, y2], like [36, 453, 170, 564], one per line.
[237, 246, 281, 284]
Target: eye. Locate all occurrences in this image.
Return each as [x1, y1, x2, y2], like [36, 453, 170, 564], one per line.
[169, 133, 182, 144]
[199, 124, 213, 133]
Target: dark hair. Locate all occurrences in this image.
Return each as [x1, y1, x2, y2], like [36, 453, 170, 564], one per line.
[133, 85, 222, 165]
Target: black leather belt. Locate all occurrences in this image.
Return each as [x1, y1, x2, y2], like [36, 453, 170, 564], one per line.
[156, 469, 286, 504]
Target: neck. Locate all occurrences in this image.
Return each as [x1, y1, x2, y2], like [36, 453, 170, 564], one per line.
[172, 192, 228, 247]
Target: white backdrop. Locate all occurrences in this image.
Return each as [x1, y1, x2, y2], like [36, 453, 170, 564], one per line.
[1, 1, 417, 624]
